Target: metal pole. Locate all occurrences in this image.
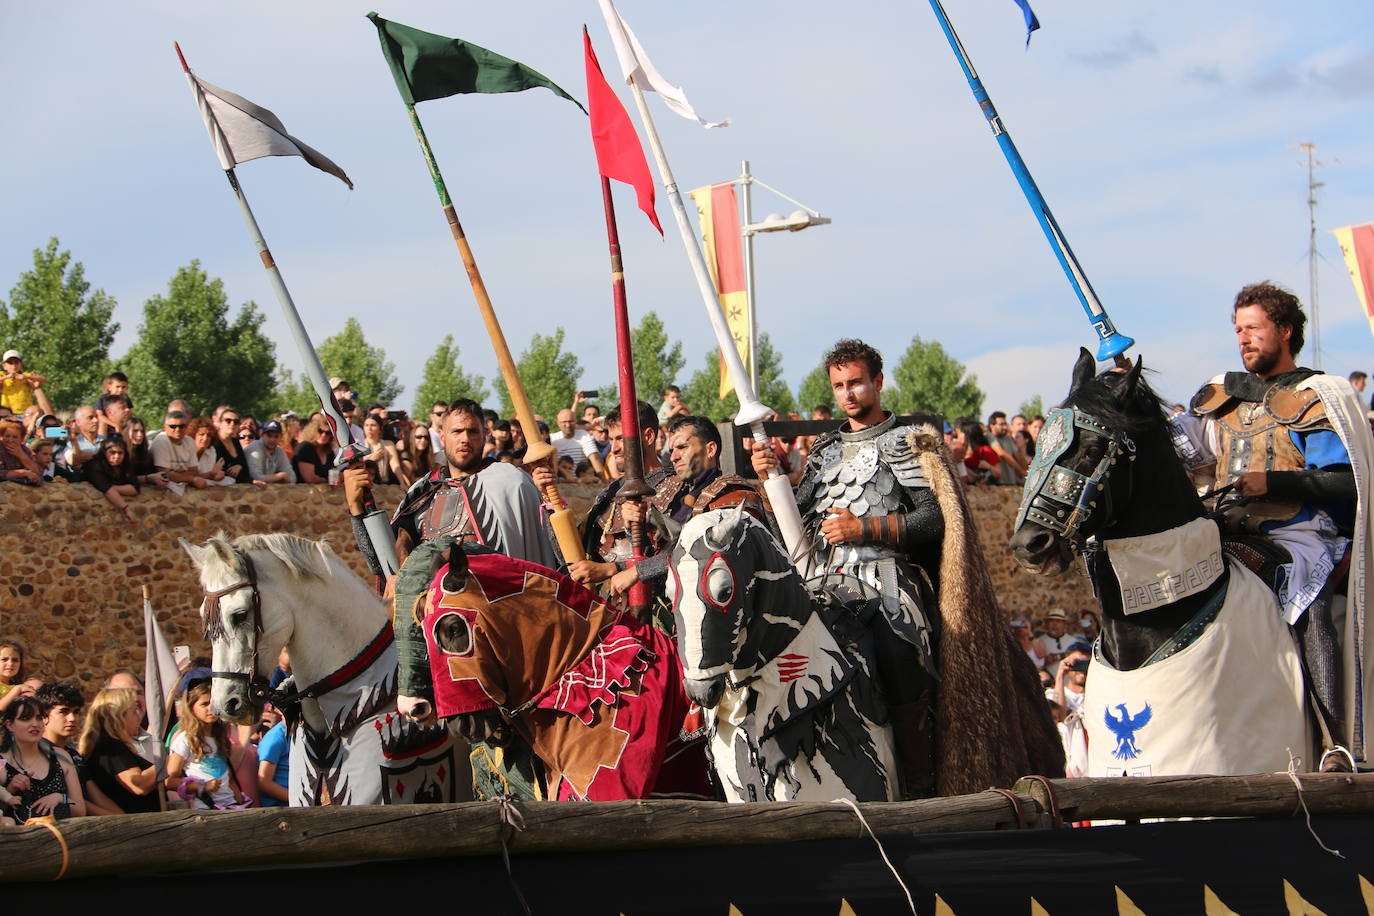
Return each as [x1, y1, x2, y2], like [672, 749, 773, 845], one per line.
[925, 0, 1134, 363]
[740, 159, 759, 393]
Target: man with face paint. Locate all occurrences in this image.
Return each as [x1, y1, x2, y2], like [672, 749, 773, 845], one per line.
[752, 338, 948, 797]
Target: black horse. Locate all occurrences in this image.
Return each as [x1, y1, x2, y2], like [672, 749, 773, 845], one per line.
[1009, 349, 1213, 669]
[1008, 349, 1311, 777]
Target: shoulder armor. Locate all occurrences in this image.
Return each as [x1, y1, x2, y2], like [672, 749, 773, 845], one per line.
[1190, 382, 1234, 418]
[878, 424, 927, 490]
[1265, 385, 1328, 430]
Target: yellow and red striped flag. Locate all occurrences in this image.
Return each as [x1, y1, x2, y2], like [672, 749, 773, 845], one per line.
[1333, 224, 1374, 343]
[690, 183, 749, 398]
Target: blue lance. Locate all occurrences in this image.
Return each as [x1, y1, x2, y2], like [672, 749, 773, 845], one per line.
[925, 0, 1134, 363]
[175, 43, 399, 575]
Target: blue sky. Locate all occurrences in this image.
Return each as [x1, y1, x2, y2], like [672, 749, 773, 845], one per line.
[3, 0, 1372, 416]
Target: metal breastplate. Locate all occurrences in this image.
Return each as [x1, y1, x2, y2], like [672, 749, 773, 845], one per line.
[418, 480, 478, 542]
[805, 416, 926, 562]
[1213, 392, 1317, 527]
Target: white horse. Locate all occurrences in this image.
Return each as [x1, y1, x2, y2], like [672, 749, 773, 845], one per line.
[181, 533, 465, 805]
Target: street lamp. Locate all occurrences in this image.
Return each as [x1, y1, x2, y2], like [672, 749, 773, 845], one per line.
[739, 161, 830, 391]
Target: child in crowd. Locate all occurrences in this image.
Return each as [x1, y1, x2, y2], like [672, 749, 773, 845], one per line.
[166, 681, 247, 809]
[1, 350, 52, 416]
[0, 639, 32, 714]
[93, 371, 132, 414]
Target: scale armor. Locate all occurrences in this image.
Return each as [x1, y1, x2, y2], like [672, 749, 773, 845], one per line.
[799, 415, 935, 674]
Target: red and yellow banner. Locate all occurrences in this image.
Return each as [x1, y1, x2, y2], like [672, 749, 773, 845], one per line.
[1332, 223, 1374, 342]
[690, 183, 749, 398]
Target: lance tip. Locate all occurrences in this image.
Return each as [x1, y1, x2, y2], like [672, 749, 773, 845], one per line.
[173, 41, 190, 73]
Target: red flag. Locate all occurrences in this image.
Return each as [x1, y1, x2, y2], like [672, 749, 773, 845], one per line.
[584, 30, 662, 235]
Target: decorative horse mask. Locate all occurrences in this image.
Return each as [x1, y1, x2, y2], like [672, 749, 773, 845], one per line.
[403, 539, 693, 801]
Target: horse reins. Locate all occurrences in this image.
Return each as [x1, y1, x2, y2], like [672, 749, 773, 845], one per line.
[1016, 406, 1137, 550]
[201, 551, 394, 711]
[201, 554, 273, 707]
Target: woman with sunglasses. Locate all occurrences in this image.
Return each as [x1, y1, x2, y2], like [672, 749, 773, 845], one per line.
[237, 415, 259, 442]
[407, 423, 437, 481]
[2, 695, 86, 821]
[292, 416, 336, 485]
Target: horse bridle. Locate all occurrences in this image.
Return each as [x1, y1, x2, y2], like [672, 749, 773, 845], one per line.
[200, 554, 275, 708]
[1015, 406, 1136, 549]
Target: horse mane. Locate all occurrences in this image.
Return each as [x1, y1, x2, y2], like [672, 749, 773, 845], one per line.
[1063, 366, 1170, 435]
[201, 531, 341, 582]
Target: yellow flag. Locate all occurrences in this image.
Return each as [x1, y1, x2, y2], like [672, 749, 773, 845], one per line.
[1331, 224, 1374, 343]
[691, 182, 750, 399]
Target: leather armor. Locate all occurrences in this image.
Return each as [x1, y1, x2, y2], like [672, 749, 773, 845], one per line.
[418, 478, 481, 542]
[1192, 378, 1331, 531]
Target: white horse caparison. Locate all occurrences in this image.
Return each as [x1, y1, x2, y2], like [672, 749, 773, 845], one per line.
[182, 533, 465, 806]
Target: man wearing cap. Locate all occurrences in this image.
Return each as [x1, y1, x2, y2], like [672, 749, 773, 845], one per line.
[1036, 610, 1078, 677]
[1, 350, 52, 416]
[245, 420, 294, 485]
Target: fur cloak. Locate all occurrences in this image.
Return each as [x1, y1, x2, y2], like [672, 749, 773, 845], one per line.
[911, 425, 1065, 795]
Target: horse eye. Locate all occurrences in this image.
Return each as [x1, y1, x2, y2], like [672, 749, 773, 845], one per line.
[228, 610, 248, 629]
[704, 558, 735, 609]
[433, 613, 472, 655]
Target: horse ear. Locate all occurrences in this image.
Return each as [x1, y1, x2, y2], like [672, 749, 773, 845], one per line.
[442, 541, 469, 593]
[705, 504, 746, 550]
[1120, 355, 1144, 399]
[178, 538, 209, 569]
[1070, 347, 1096, 395]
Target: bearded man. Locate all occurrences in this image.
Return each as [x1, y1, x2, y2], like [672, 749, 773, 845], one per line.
[1190, 282, 1373, 768]
[752, 338, 1061, 797]
[345, 397, 553, 577]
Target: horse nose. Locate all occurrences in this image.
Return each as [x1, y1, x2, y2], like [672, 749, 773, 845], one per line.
[1010, 527, 1053, 562]
[685, 676, 725, 709]
[223, 696, 242, 719]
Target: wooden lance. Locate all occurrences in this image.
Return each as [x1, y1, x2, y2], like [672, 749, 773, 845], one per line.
[399, 103, 585, 563]
[599, 175, 656, 614]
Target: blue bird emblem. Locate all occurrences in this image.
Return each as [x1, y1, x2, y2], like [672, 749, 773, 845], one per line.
[1104, 702, 1152, 761]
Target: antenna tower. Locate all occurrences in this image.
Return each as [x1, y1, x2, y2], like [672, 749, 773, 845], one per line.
[1298, 142, 1324, 367]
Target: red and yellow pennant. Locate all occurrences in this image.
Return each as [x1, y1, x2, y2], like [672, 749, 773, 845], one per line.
[1332, 223, 1374, 343]
[691, 182, 750, 399]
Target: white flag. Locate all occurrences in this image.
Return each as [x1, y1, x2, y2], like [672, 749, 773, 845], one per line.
[596, 0, 729, 129]
[142, 590, 179, 758]
[187, 73, 353, 188]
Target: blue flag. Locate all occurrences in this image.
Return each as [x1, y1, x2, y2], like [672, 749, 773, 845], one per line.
[1012, 0, 1040, 46]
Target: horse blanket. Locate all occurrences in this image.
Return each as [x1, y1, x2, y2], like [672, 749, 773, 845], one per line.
[420, 552, 692, 801]
[1085, 555, 1309, 776]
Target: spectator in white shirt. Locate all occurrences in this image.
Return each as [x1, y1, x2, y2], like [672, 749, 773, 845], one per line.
[550, 408, 605, 478]
[150, 410, 205, 495]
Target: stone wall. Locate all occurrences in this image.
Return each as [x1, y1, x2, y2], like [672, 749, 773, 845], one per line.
[0, 480, 1093, 696]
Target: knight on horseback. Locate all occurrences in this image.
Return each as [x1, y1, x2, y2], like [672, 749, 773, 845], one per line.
[752, 338, 1061, 797]
[343, 396, 555, 800]
[1189, 282, 1374, 769]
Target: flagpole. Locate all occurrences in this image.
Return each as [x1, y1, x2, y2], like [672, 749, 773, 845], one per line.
[400, 101, 585, 564]
[924, 0, 1134, 364]
[174, 43, 398, 576]
[599, 174, 655, 614]
[602, 35, 804, 559]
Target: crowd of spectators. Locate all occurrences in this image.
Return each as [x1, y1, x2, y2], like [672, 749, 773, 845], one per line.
[0, 636, 288, 823]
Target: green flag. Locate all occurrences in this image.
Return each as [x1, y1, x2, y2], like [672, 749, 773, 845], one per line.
[367, 12, 586, 112]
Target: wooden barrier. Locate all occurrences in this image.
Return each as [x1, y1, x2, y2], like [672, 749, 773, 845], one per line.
[3, 774, 1372, 883]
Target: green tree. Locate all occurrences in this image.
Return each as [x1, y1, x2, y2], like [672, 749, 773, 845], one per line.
[796, 364, 835, 415]
[119, 261, 276, 415]
[0, 238, 119, 408]
[1018, 394, 1045, 420]
[885, 336, 983, 421]
[491, 328, 582, 421]
[630, 311, 685, 405]
[412, 335, 489, 415]
[682, 333, 796, 422]
[315, 317, 402, 407]
[270, 369, 326, 419]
